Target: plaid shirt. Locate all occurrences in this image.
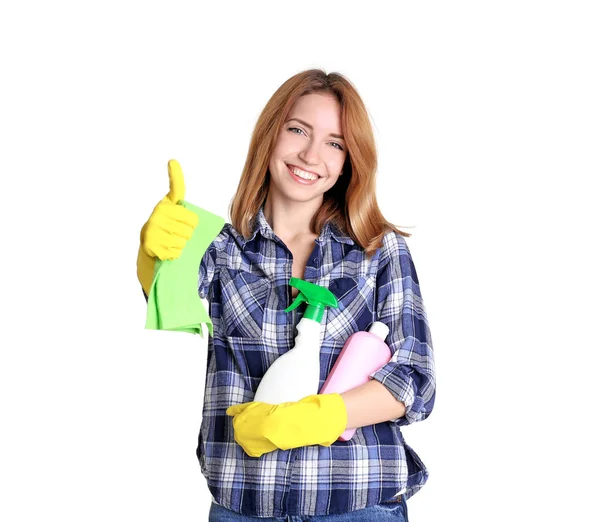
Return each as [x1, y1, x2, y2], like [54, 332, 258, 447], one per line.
[196, 208, 435, 518]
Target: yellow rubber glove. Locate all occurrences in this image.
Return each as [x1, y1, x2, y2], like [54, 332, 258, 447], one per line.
[137, 159, 199, 295]
[226, 394, 348, 458]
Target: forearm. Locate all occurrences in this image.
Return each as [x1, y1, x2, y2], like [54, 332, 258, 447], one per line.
[340, 379, 406, 430]
[137, 242, 154, 296]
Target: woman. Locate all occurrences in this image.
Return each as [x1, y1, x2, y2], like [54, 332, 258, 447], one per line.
[137, 69, 435, 520]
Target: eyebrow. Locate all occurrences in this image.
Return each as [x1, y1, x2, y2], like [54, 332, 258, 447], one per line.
[285, 118, 345, 140]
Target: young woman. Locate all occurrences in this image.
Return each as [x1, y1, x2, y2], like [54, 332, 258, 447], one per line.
[137, 69, 435, 521]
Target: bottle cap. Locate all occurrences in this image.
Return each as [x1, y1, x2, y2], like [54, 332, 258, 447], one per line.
[368, 321, 389, 341]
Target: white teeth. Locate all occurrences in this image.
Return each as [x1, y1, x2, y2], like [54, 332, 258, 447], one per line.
[290, 166, 318, 181]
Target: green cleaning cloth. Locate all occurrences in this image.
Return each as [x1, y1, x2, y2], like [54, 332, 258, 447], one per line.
[145, 201, 225, 336]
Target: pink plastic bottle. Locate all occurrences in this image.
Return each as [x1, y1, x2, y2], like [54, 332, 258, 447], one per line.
[319, 321, 392, 441]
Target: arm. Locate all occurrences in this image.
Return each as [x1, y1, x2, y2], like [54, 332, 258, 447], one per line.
[330, 233, 435, 430]
[341, 380, 406, 430]
[137, 222, 155, 296]
[368, 233, 436, 426]
[225, 380, 408, 458]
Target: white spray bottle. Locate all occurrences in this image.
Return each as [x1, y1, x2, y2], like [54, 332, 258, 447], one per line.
[253, 277, 338, 404]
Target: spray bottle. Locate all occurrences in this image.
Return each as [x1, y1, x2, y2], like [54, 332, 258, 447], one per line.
[253, 277, 338, 404]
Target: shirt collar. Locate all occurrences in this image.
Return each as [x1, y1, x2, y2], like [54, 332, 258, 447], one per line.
[245, 207, 354, 246]
[318, 219, 355, 245]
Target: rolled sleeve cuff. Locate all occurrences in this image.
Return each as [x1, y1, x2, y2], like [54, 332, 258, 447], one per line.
[369, 363, 423, 425]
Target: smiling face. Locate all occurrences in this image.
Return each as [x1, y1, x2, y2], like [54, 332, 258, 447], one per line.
[267, 92, 347, 207]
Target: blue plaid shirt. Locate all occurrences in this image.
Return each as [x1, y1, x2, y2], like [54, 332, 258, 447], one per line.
[196, 208, 435, 518]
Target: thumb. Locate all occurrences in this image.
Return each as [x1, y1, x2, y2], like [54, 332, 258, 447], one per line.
[226, 403, 251, 417]
[166, 159, 185, 204]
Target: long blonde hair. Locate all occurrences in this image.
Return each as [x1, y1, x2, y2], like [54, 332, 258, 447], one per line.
[229, 69, 409, 255]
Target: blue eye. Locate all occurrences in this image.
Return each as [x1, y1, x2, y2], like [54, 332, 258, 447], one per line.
[287, 126, 344, 151]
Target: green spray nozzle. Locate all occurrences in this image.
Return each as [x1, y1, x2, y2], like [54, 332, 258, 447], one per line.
[284, 277, 338, 323]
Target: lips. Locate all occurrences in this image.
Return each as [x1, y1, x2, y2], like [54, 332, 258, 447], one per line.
[287, 165, 319, 186]
[286, 164, 322, 185]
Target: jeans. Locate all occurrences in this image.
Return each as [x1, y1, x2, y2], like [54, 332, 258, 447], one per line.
[208, 497, 408, 521]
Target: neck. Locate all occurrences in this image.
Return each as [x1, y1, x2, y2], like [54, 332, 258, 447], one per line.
[263, 195, 322, 242]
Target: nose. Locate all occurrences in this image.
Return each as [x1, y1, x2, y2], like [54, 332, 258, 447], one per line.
[298, 138, 320, 166]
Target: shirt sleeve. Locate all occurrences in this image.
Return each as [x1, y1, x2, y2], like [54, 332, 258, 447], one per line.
[369, 232, 436, 426]
[198, 227, 228, 299]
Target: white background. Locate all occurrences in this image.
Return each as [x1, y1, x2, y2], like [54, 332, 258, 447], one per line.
[1, 1, 599, 521]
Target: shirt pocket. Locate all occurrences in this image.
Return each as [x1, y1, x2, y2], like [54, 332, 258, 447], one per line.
[324, 276, 375, 342]
[219, 268, 270, 339]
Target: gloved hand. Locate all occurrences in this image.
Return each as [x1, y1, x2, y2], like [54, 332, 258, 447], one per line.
[137, 159, 199, 295]
[226, 394, 348, 458]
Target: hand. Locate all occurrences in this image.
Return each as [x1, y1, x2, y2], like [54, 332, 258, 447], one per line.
[137, 159, 199, 294]
[141, 159, 199, 260]
[226, 394, 348, 458]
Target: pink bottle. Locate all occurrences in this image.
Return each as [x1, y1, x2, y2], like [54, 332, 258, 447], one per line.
[320, 321, 392, 441]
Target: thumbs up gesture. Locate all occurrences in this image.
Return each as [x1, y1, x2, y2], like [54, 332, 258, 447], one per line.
[137, 160, 199, 294]
[141, 159, 199, 260]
